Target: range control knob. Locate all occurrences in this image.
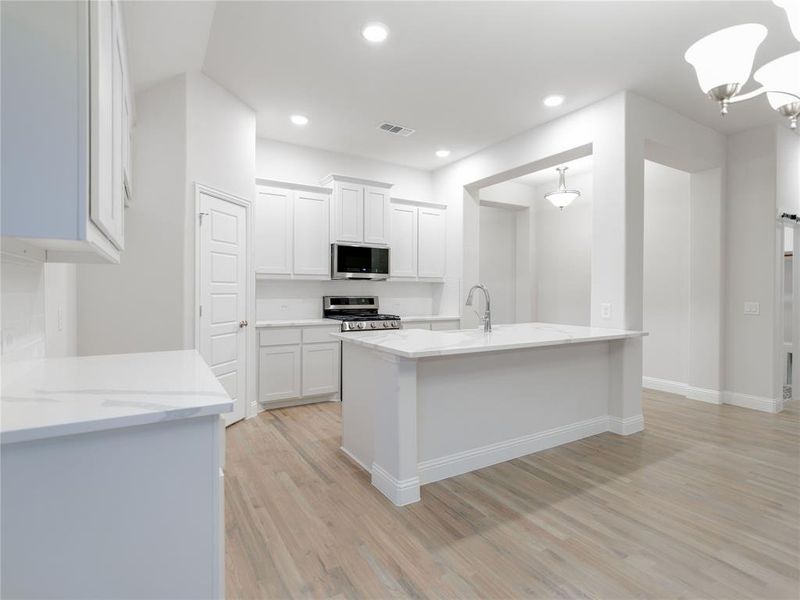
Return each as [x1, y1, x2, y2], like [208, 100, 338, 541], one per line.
[392, 321, 399, 328]
[357, 322, 365, 329]
[382, 321, 391, 328]
[370, 322, 378, 329]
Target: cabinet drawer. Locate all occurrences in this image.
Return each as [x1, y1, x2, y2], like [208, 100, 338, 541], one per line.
[302, 326, 340, 344]
[259, 328, 301, 346]
[402, 322, 432, 331]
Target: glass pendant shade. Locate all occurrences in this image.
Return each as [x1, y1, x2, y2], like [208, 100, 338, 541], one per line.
[684, 24, 767, 94]
[774, 0, 800, 42]
[545, 167, 581, 210]
[754, 51, 800, 109]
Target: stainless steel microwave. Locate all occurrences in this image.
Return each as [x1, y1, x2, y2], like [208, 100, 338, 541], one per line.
[331, 243, 390, 280]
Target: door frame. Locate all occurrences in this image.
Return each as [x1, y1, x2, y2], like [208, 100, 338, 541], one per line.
[194, 182, 256, 421]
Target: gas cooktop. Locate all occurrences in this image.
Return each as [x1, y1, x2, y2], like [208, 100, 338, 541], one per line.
[322, 296, 402, 331]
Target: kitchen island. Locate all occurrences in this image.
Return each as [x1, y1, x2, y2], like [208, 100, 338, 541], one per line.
[333, 323, 646, 506]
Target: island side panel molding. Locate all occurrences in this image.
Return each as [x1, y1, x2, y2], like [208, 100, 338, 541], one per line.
[370, 354, 420, 506]
[607, 337, 645, 434]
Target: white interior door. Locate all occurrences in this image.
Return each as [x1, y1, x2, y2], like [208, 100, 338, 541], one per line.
[199, 191, 248, 426]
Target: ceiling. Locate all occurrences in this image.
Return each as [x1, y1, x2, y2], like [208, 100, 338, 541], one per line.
[513, 155, 593, 188]
[125, 1, 799, 171]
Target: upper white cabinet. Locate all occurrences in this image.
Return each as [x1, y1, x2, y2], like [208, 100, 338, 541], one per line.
[389, 200, 447, 281]
[255, 180, 331, 279]
[1, 0, 133, 263]
[321, 175, 392, 245]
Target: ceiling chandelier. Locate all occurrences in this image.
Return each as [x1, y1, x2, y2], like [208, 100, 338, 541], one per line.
[545, 167, 580, 210]
[684, 1, 800, 129]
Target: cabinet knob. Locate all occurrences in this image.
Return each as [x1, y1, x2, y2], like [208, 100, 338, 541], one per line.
[239, 320, 248, 328]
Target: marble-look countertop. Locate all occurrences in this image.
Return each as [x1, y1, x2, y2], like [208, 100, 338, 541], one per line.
[332, 322, 646, 359]
[1, 350, 232, 444]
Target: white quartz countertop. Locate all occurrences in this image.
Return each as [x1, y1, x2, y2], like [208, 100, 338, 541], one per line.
[1, 350, 233, 444]
[332, 322, 646, 359]
[400, 315, 461, 322]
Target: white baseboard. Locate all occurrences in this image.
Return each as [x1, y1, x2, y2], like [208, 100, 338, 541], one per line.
[370, 463, 420, 506]
[417, 415, 640, 486]
[686, 386, 721, 404]
[607, 414, 645, 435]
[643, 377, 723, 405]
[722, 391, 783, 414]
[642, 376, 688, 396]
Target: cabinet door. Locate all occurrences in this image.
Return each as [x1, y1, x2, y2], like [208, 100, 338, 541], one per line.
[302, 342, 340, 397]
[334, 182, 364, 242]
[389, 204, 417, 278]
[255, 187, 292, 275]
[363, 186, 390, 245]
[417, 207, 446, 279]
[293, 190, 330, 276]
[259, 345, 301, 402]
[108, 1, 126, 248]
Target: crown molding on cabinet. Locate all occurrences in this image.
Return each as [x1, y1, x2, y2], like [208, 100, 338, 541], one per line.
[320, 174, 393, 189]
[390, 197, 447, 210]
[255, 178, 332, 195]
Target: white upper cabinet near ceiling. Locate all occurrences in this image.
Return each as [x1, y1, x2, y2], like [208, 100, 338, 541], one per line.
[321, 175, 393, 245]
[389, 199, 447, 281]
[293, 190, 330, 276]
[389, 204, 418, 278]
[417, 206, 447, 279]
[254, 180, 331, 280]
[1, 0, 133, 262]
[255, 186, 293, 276]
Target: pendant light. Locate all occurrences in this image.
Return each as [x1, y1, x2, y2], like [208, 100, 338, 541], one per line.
[545, 167, 580, 210]
[754, 51, 800, 130]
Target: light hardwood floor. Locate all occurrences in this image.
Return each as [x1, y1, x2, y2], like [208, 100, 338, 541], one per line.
[225, 390, 800, 599]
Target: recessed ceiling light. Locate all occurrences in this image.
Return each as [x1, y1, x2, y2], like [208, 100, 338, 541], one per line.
[362, 22, 389, 43]
[436, 149, 451, 158]
[290, 114, 309, 126]
[543, 95, 565, 107]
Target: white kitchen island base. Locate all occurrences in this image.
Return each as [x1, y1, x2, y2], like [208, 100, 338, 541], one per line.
[335, 324, 646, 506]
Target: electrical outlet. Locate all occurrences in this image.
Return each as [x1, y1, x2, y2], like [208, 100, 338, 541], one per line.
[744, 301, 760, 315]
[280, 305, 288, 312]
[601, 303, 612, 319]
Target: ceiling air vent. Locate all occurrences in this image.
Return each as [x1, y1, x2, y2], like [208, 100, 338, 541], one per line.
[378, 122, 415, 136]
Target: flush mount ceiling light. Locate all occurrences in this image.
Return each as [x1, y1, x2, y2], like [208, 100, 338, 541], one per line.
[684, 20, 800, 129]
[543, 94, 565, 107]
[290, 114, 309, 126]
[435, 149, 451, 158]
[544, 166, 580, 210]
[362, 22, 389, 43]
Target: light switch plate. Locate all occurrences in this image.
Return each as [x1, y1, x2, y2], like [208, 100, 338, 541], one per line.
[601, 303, 612, 319]
[744, 301, 760, 315]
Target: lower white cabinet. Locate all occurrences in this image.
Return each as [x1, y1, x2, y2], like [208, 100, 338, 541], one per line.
[302, 342, 340, 396]
[258, 345, 301, 402]
[258, 326, 340, 406]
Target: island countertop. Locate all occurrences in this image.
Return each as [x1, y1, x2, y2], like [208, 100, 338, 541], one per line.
[331, 322, 646, 359]
[1, 350, 232, 444]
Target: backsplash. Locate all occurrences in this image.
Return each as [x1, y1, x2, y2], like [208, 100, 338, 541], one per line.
[1, 256, 47, 363]
[256, 279, 459, 321]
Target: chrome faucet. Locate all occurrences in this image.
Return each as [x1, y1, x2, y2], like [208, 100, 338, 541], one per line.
[465, 284, 492, 332]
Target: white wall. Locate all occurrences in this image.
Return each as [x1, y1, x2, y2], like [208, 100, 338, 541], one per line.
[77, 75, 187, 355]
[533, 171, 593, 326]
[642, 161, 690, 385]
[479, 205, 518, 324]
[256, 138, 432, 201]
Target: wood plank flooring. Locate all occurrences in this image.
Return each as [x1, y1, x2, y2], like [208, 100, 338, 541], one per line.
[225, 390, 800, 599]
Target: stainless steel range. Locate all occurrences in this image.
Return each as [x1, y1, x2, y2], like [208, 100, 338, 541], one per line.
[323, 296, 401, 332]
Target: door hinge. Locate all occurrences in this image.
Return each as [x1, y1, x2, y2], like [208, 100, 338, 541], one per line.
[199, 304, 203, 317]
[198, 211, 209, 225]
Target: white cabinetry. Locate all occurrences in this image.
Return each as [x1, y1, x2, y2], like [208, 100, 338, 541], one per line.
[258, 325, 341, 407]
[322, 175, 392, 245]
[254, 180, 331, 279]
[389, 200, 447, 281]
[1, 0, 133, 263]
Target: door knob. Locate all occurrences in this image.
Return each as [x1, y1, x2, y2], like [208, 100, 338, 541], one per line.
[239, 320, 248, 328]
